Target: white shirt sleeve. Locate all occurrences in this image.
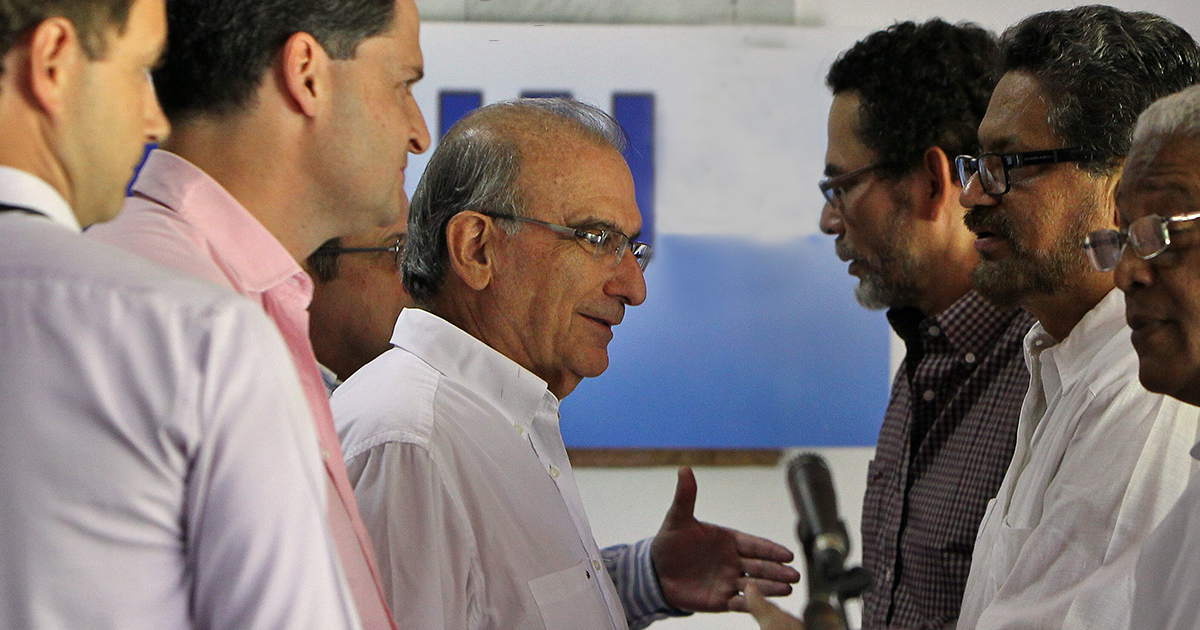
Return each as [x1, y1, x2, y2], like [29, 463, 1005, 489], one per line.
[189, 301, 362, 630]
[348, 440, 483, 630]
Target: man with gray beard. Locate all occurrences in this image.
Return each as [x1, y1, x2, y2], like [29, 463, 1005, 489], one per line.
[954, 7, 1200, 629]
[819, 20, 1034, 629]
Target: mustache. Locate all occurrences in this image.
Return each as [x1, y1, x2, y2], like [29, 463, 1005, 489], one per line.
[834, 238, 860, 263]
[964, 206, 1017, 241]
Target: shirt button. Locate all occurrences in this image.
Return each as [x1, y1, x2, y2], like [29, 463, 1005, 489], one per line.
[321, 448, 331, 462]
[549, 465, 560, 478]
[922, 390, 935, 402]
[964, 352, 977, 364]
[928, 325, 941, 337]
[593, 559, 602, 571]
[514, 425, 525, 435]
[1035, 339, 1044, 347]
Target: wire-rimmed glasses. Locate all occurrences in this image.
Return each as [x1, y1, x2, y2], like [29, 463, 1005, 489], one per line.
[482, 212, 652, 271]
[818, 162, 891, 208]
[1084, 210, 1200, 272]
[311, 235, 405, 270]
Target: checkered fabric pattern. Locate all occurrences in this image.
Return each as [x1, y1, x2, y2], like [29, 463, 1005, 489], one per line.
[859, 291, 1035, 630]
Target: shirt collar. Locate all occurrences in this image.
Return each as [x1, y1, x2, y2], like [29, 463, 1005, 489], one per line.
[130, 149, 305, 295]
[0, 166, 80, 232]
[390, 308, 555, 433]
[317, 362, 342, 397]
[1025, 287, 1126, 387]
[887, 290, 1027, 355]
[936, 290, 1030, 354]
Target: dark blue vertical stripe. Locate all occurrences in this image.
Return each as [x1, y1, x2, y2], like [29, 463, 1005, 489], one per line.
[520, 91, 572, 99]
[612, 93, 655, 245]
[438, 90, 483, 139]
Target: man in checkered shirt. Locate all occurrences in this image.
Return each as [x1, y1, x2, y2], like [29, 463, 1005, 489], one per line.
[817, 20, 1035, 629]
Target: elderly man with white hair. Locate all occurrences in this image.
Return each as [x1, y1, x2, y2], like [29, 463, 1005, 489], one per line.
[1086, 82, 1200, 630]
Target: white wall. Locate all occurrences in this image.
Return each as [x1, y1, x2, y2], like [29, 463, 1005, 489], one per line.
[575, 448, 874, 629]
[417, 0, 1200, 35]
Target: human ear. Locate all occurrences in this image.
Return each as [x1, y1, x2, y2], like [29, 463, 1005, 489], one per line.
[445, 212, 496, 291]
[919, 145, 956, 220]
[27, 17, 84, 118]
[278, 32, 329, 118]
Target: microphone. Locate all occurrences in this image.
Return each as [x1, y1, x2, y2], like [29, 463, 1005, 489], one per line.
[786, 453, 872, 630]
[787, 453, 850, 587]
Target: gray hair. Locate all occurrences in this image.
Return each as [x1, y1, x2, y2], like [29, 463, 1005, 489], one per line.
[402, 97, 626, 304]
[1127, 85, 1200, 173]
[999, 6, 1200, 176]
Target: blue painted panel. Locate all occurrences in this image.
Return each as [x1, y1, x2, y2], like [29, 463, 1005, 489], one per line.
[439, 90, 483, 139]
[560, 234, 890, 448]
[612, 93, 655, 245]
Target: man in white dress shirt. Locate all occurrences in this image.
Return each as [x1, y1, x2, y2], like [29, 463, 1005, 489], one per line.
[1102, 84, 1200, 630]
[0, 0, 358, 628]
[954, 7, 1200, 629]
[332, 98, 801, 630]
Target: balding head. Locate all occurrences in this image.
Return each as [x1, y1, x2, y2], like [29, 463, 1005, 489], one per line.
[402, 98, 625, 304]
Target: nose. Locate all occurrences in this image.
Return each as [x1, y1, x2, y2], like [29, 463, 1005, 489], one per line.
[819, 200, 843, 236]
[959, 171, 998, 210]
[407, 98, 430, 154]
[1114, 246, 1152, 294]
[144, 75, 170, 144]
[609, 249, 647, 307]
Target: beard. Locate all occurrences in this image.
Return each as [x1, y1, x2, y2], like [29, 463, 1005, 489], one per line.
[835, 216, 921, 311]
[964, 194, 1099, 308]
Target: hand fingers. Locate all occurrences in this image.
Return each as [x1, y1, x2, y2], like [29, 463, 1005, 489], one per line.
[742, 558, 801, 585]
[661, 466, 698, 528]
[734, 531, 797, 563]
[743, 583, 805, 629]
[739, 575, 794, 597]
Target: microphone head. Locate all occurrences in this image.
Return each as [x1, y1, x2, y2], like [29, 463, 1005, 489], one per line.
[786, 453, 851, 589]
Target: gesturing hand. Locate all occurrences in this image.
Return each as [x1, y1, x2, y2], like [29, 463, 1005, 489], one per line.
[650, 466, 801, 612]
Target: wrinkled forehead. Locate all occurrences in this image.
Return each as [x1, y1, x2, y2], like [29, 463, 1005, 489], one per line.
[1118, 135, 1200, 214]
[978, 71, 1058, 152]
[515, 130, 640, 232]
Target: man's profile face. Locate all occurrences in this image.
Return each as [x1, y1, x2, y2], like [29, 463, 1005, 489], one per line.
[322, 0, 430, 233]
[820, 92, 921, 310]
[489, 134, 647, 399]
[961, 71, 1108, 307]
[1115, 137, 1200, 406]
[65, 0, 169, 225]
[309, 211, 413, 381]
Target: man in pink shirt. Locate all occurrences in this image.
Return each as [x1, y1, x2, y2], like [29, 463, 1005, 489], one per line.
[87, 0, 430, 627]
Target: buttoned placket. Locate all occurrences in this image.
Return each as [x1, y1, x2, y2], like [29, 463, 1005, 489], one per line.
[518, 395, 623, 630]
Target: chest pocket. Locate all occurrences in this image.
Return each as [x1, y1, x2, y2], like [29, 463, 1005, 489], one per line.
[528, 560, 616, 630]
[980, 498, 1035, 598]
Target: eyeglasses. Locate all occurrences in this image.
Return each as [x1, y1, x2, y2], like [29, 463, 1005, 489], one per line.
[482, 212, 652, 271]
[1083, 210, 1200, 272]
[311, 235, 405, 270]
[954, 148, 1095, 196]
[818, 162, 889, 209]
